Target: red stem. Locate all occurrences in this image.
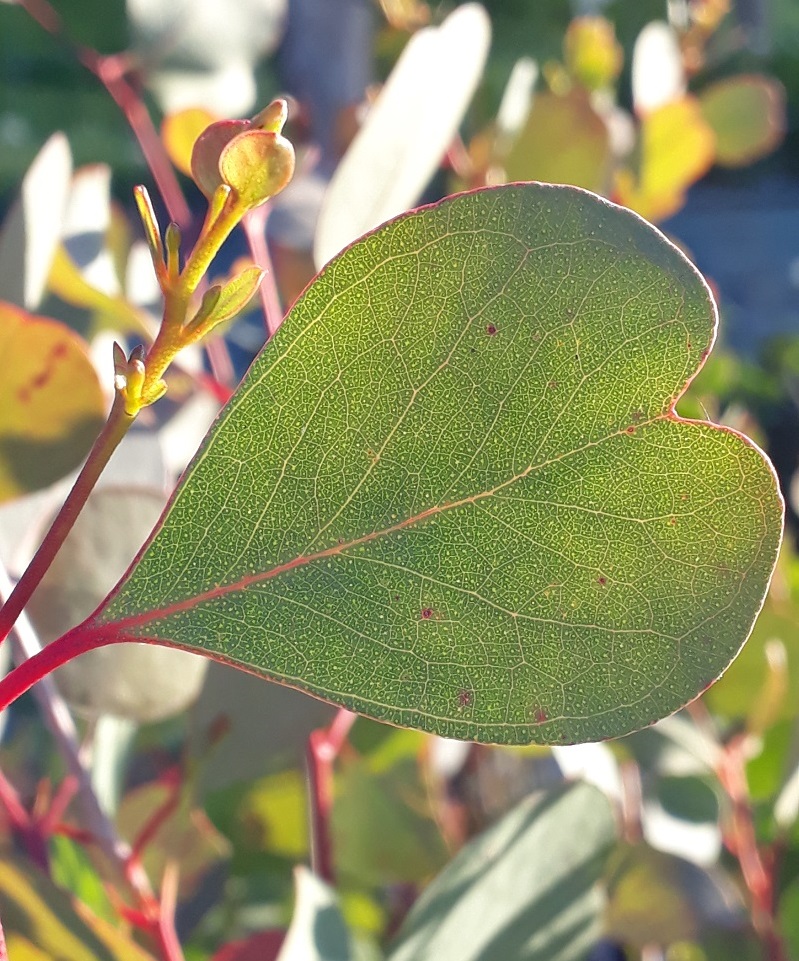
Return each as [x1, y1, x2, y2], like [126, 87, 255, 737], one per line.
[204, 336, 236, 389]
[0, 396, 134, 647]
[0, 628, 117, 713]
[0, 769, 50, 871]
[242, 205, 284, 339]
[0, 768, 30, 833]
[93, 59, 191, 229]
[718, 734, 788, 961]
[16, 0, 191, 228]
[306, 709, 356, 882]
[39, 774, 79, 836]
[132, 770, 182, 856]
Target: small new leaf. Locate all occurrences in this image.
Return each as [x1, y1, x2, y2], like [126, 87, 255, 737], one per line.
[133, 185, 166, 285]
[188, 267, 264, 338]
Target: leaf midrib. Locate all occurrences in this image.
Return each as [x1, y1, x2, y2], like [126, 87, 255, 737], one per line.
[94, 415, 684, 634]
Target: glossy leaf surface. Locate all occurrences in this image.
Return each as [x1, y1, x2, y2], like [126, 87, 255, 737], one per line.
[0, 302, 105, 503]
[69, 184, 782, 745]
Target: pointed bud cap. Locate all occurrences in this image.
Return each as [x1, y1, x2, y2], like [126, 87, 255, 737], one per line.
[252, 99, 288, 134]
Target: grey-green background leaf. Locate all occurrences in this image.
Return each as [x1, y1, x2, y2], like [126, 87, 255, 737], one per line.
[387, 781, 616, 961]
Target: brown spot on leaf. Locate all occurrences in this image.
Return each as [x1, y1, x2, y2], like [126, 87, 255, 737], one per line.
[597, 576, 607, 586]
[16, 342, 68, 404]
[534, 708, 547, 724]
[457, 689, 473, 708]
[421, 608, 434, 619]
[625, 426, 635, 435]
[486, 324, 497, 336]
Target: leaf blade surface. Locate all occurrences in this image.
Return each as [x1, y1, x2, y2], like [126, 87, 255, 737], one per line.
[72, 183, 782, 744]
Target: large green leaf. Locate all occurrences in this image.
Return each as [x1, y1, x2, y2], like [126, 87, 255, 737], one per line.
[387, 781, 615, 961]
[63, 183, 782, 745]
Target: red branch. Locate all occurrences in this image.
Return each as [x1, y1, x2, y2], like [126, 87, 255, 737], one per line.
[241, 204, 284, 340]
[306, 708, 356, 882]
[131, 769, 182, 857]
[717, 734, 789, 961]
[15, 0, 189, 226]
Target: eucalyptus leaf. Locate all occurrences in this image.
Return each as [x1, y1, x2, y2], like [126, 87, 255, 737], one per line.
[0, 133, 71, 310]
[0, 302, 105, 503]
[313, 3, 491, 268]
[27, 488, 208, 722]
[62, 183, 782, 745]
[387, 781, 615, 961]
[277, 867, 351, 961]
[0, 854, 157, 961]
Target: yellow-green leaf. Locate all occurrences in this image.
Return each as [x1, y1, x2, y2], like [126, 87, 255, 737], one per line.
[0, 301, 105, 503]
[48, 247, 149, 336]
[699, 74, 786, 168]
[615, 96, 716, 222]
[0, 853, 157, 961]
[505, 89, 610, 193]
[563, 16, 623, 92]
[197, 265, 264, 331]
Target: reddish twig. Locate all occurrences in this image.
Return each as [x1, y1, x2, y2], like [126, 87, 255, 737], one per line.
[0, 768, 51, 870]
[153, 862, 185, 961]
[0, 767, 31, 835]
[203, 337, 236, 392]
[306, 708, 356, 882]
[131, 769, 182, 858]
[15, 0, 190, 228]
[717, 733, 789, 961]
[195, 372, 235, 404]
[241, 204, 284, 339]
[38, 774, 79, 837]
